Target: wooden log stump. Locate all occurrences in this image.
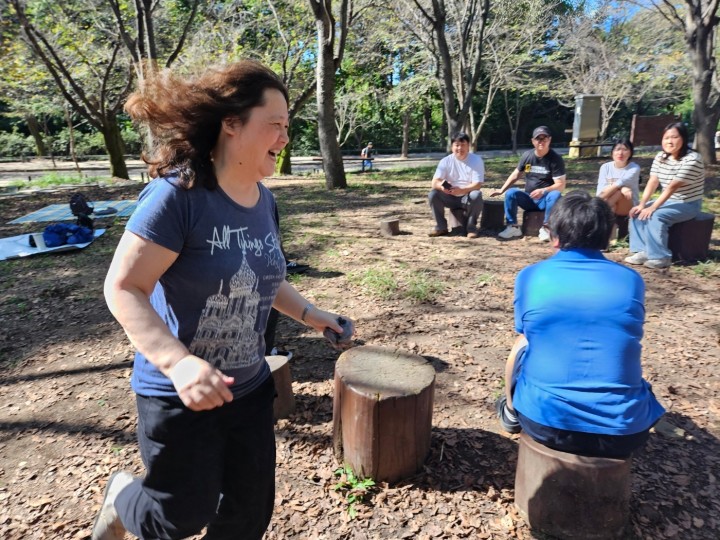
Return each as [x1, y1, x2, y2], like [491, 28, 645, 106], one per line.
[333, 346, 435, 483]
[668, 212, 715, 262]
[448, 208, 466, 230]
[380, 218, 400, 237]
[480, 199, 505, 230]
[266, 355, 295, 420]
[612, 214, 629, 240]
[521, 210, 545, 237]
[515, 433, 631, 540]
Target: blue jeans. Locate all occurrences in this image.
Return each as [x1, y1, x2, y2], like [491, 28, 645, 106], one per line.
[115, 376, 276, 540]
[629, 199, 702, 260]
[503, 188, 561, 225]
[428, 189, 484, 233]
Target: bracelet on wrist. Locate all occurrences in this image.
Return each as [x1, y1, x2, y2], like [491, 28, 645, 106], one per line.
[301, 303, 314, 323]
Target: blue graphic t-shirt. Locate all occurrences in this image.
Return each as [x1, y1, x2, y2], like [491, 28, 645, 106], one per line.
[126, 177, 286, 398]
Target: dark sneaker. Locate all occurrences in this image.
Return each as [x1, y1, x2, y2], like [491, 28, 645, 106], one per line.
[286, 261, 309, 274]
[495, 395, 521, 434]
[91, 471, 134, 540]
[428, 229, 449, 237]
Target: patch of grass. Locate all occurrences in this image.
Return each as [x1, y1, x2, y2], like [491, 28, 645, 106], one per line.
[286, 273, 305, 285]
[691, 260, 719, 278]
[333, 465, 376, 520]
[348, 267, 398, 299]
[12, 172, 105, 189]
[476, 272, 497, 285]
[405, 271, 444, 303]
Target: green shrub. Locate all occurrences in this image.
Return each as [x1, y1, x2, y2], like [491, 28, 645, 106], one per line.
[0, 128, 35, 158]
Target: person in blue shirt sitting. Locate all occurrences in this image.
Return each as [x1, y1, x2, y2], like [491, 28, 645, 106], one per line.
[496, 190, 665, 458]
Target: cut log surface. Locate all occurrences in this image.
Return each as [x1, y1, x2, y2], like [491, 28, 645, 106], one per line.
[333, 346, 435, 483]
[266, 355, 295, 420]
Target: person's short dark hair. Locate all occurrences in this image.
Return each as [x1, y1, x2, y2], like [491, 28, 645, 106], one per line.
[547, 191, 614, 250]
[612, 138, 634, 159]
[532, 126, 552, 139]
[450, 132, 470, 144]
[661, 122, 690, 159]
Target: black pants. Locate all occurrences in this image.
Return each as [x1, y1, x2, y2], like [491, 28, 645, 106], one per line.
[115, 376, 276, 539]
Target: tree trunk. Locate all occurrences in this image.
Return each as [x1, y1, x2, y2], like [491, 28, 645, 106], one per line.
[401, 111, 410, 158]
[315, 19, 346, 189]
[277, 139, 293, 175]
[688, 24, 719, 164]
[421, 106, 431, 146]
[64, 106, 82, 176]
[24, 114, 47, 157]
[102, 115, 129, 179]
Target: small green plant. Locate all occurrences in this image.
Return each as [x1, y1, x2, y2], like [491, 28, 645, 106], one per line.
[348, 267, 398, 299]
[287, 273, 305, 285]
[333, 465, 376, 519]
[691, 260, 719, 278]
[405, 271, 444, 303]
[476, 272, 496, 285]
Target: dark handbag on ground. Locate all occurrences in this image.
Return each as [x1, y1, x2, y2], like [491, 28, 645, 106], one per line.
[69, 193, 94, 229]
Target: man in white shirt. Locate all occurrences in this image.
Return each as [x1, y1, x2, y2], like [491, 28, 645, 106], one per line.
[428, 132, 485, 238]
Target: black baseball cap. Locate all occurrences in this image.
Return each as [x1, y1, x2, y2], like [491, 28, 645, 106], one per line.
[532, 126, 552, 138]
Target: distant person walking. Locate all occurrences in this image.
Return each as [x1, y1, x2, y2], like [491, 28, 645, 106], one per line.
[361, 142, 374, 171]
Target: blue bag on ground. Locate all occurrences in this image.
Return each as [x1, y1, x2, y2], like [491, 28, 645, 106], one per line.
[42, 223, 94, 247]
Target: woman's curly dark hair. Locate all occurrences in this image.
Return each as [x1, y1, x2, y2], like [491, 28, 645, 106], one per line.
[125, 60, 288, 190]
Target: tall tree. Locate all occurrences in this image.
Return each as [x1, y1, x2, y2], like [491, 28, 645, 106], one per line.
[7, 0, 132, 178]
[308, 0, 352, 189]
[649, 0, 720, 163]
[396, 0, 490, 143]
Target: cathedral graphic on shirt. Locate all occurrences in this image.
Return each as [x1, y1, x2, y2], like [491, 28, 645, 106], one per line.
[189, 255, 262, 369]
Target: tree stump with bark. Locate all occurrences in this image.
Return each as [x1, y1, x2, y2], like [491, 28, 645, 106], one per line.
[266, 355, 295, 420]
[380, 218, 400, 237]
[480, 199, 505, 230]
[515, 433, 631, 540]
[522, 210, 545, 237]
[332, 346, 435, 483]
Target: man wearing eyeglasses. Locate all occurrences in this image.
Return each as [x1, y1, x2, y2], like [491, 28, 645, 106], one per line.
[491, 126, 566, 241]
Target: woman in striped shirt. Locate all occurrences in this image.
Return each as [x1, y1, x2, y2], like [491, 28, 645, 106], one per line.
[625, 122, 704, 269]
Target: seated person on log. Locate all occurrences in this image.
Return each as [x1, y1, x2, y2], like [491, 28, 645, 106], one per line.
[596, 138, 640, 217]
[496, 191, 665, 459]
[491, 126, 565, 242]
[624, 122, 705, 270]
[427, 131, 485, 238]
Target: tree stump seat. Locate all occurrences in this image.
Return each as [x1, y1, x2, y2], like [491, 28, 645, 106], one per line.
[667, 212, 715, 262]
[480, 199, 505, 230]
[613, 214, 629, 240]
[380, 218, 400, 237]
[265, 355, 295, 420]
[332, 346, 435, 483]
[521, 210, 545, 237]
[515, 433, 632, 540]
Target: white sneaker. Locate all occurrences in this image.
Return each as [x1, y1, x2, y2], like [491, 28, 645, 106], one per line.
[644, 258, 672, 269]
[624, 252, 648, 265]
[537, 226, 551, 242]
[91, 471, 134, 540]
[498, 225, 522, 239]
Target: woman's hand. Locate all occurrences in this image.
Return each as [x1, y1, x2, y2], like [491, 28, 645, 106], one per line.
[636, 206, 656, 220]
[305, 308, 355, 350]
[628, 204, 643, 218]
[169, 355, 235, 411]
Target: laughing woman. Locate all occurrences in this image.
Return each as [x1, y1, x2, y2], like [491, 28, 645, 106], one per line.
[625, 122, 705, 269]
[596, 138, 640, 216]
[91, 60, 352, 540]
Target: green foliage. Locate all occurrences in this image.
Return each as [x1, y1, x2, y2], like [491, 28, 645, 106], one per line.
[10, 172, 104, 188]
[0, 128, 35, 157]
[333, 465, 376, 520]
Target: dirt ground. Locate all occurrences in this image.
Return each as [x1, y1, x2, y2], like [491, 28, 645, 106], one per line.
[0, 160, 719, 540]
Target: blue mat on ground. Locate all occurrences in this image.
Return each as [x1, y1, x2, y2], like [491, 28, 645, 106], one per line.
[0, 229, 106, 261]
[8, 200, 137, 224]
